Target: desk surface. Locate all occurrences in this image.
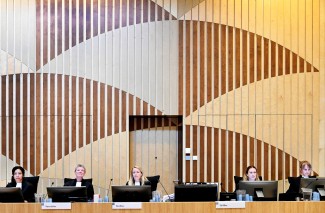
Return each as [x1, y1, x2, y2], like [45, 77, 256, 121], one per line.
[1, 202, 325, 213]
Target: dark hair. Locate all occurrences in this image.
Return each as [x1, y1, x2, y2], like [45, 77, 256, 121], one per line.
[243, 165, 260, 181]
[11, 166, 25, 183]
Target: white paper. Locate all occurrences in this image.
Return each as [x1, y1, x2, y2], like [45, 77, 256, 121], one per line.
[112, 202, 142, 209]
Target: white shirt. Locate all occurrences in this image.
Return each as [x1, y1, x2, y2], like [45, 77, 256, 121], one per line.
[16, 182, 22, 188]
[76, 182, 82, 187]
[135, 181, 140, 186]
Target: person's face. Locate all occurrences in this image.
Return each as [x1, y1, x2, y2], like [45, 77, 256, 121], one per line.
[14, 169, 23, 183]
[75, 167, 85, 179]
[300, 165, 311, 177]
[132, 168, 142, 182]
[246, 168, 257, 181]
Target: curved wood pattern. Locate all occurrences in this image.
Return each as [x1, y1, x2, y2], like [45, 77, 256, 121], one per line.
[185, 125, 319, 190]
[0, 73, 162, 175]
[36, 0, 176, 70]
[178, 21, 319, 117]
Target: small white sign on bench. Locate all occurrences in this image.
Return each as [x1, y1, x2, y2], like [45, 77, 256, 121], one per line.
[112, 202, 142, 209]
[216, 201, 246, 209]
[41, 202, 72, 210]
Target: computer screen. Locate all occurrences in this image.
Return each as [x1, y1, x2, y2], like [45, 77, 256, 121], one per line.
[0, 187, 24, 203]
[174, 183, 218, 202]
[300, 178, 325, 192]
[111, 185, 152, 202]
[47, 186, 88, 202]
[238, 181, 278, 201]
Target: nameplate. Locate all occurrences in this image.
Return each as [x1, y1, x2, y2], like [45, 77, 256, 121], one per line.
[41, 202, 72, 210]
[112, 202, 142, 209]
[216, 201, 246, 209]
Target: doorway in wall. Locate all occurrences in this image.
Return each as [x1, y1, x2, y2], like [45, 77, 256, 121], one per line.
[129, 115, 182, 194]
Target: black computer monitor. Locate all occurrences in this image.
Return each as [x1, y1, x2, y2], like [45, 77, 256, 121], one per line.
[174, 183, 218, 202]
[47, 186, 88, 202]
[300, 178, 325, 192]
[0, 187, 25, 203]
[111, 185, 152, 202]
[238, 181, 278, 201]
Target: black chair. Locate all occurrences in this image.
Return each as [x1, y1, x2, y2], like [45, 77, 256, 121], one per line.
[24, 176, 40, 194]
[146, 175, 160, 191]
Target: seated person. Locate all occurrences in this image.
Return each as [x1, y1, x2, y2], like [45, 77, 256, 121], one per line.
[286, 160, 314, 194]
[235, 165, 260, 191]
[6, 166, 35, 202]
[126, 166, 151, 186]
[64, 164, 94, 201]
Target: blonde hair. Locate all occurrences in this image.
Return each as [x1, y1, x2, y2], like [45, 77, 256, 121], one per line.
[243, 165, 260, 181]
[127, 166, 148, 185]
[299, 160, 312, 175]
[75, 164, 86, 172]
[300, 160, 312, 170]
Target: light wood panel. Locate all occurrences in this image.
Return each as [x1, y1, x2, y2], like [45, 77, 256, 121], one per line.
[1, 202, 325, 213]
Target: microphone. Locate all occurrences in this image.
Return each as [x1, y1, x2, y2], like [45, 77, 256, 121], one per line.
[107, 178, 113, 196]
[159, 180, 172, 201]
[51, 182, 54, 187]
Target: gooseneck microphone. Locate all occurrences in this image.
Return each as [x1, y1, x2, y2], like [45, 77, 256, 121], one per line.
[51, 182, 55, 187]
[159, 180, 172, 201]
[107, 178, 113, 196]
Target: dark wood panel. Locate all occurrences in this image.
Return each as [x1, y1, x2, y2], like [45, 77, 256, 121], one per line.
[293, 54, 297, 73]
[207, 127, 212, 182]
[242, 31, 247, 85]
[285, 49, 290, 75]
[71, 77, 77, 151]
[93, 81, 98, 141]
[200, 126, 204, 181]
[214, 25, 219, 99]
[178, 21, 184, 115]
[278, 45, 283, 76]
[143, 101, 148, 115]
[228, 132, 234, 191]
[207, 23, 212, 103]
[114, 0, 120, 28]
[213, 129, 219, 181]
[235, 133, 241, 176]
[192, 21, 198, 113]
[278, 149, 283, 179]
[235, 28, 241, 89]
[43, 75, 49, 168]
[107, 0, 113, 31]
[228, 27, 233, 91]
[256, 35, 261, 81]
[264, 38, 269, 78]
[220, 130, 226, 190]
[264, 143, 269, 180]
[221, 25, 226, 95]
[200, 22, 205, 107]
[107, 86, 112, 136]
[271, 41, 276, 77]
[185, 21, 191, 116]
[300, 58, 304, 73]
[114, 88, 119, 134]
[249, 33, 255, 84]
[186, 125, 190, 181]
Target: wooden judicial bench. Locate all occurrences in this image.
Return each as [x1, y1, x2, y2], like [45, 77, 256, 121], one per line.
[1, 202, 325, 213]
